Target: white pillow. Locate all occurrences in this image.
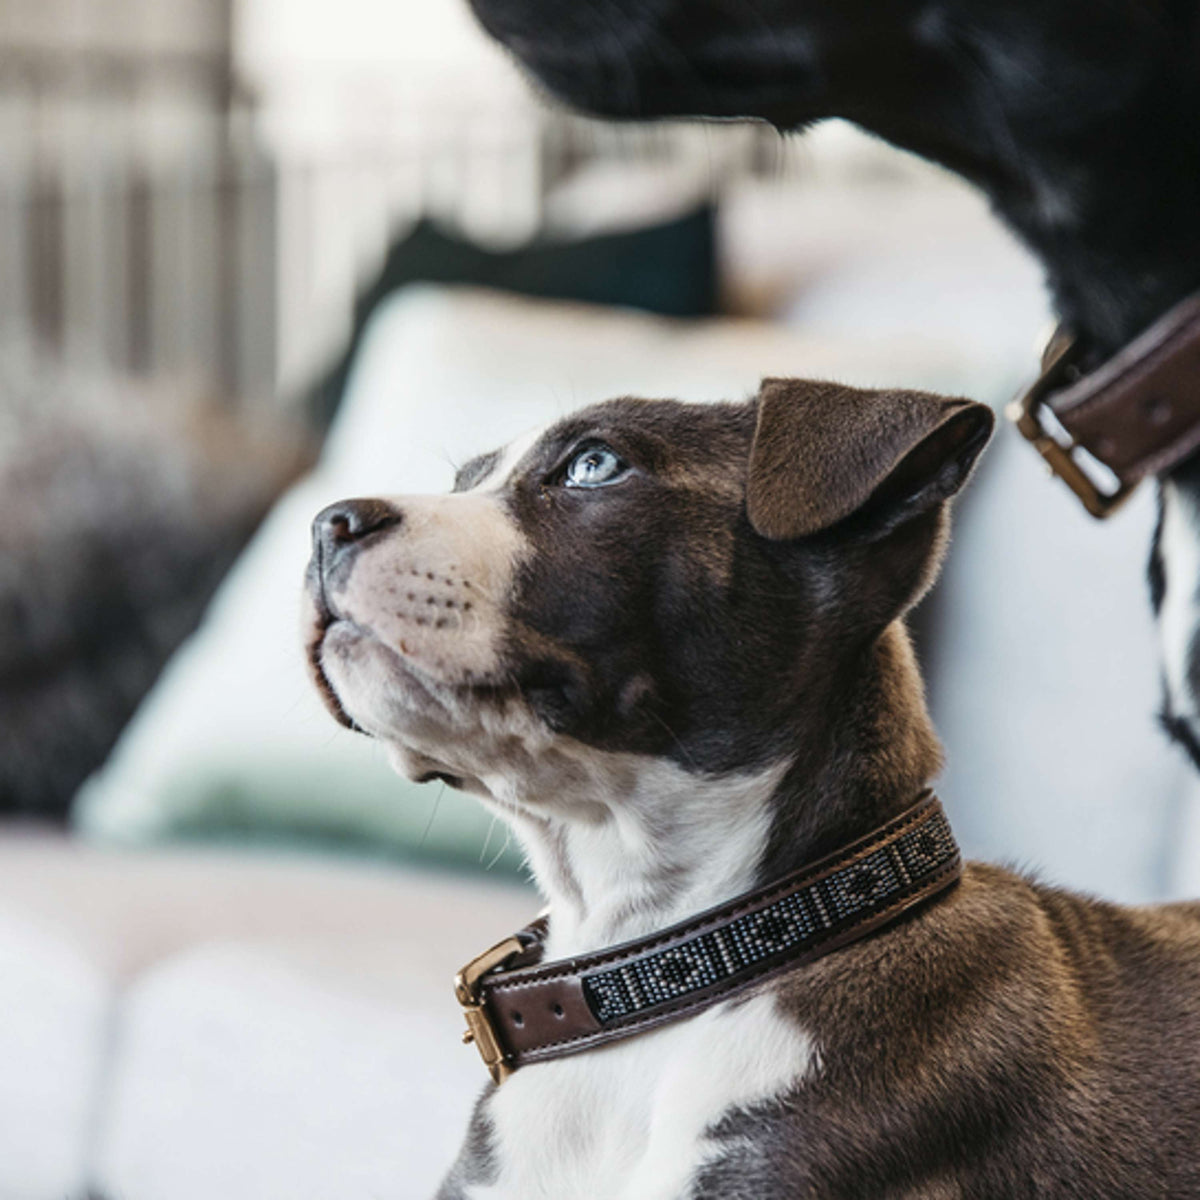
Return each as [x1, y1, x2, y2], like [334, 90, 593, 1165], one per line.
[74, 285, 992, 866]
[0, 912, 108, 1200]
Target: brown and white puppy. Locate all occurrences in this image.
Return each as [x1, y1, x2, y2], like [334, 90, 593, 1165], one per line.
[304, 380, 1200, 1199]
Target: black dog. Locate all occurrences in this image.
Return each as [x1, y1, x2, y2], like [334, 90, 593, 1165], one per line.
[467, 0, 1200, 762]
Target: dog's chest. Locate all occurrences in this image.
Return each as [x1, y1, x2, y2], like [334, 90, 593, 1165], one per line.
[466, 991, 814, 1200]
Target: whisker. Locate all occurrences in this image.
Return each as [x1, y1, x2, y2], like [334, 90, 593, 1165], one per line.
[418, 783, 446, 853]
[480, 812, 500, 862]
[486, 825, 514, 871]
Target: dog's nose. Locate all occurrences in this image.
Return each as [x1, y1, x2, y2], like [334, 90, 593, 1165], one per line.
[312, 499, 401, 564]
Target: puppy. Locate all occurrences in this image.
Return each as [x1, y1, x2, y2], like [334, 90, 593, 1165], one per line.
[465, 0, 1200, 766]
[305, 380, 1200, 1199]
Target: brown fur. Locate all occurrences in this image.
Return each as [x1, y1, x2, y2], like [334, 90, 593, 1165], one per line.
[696, 869, 1200, 1197]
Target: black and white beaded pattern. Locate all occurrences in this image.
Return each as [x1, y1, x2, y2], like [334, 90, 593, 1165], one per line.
[582, 809, 958, 1024]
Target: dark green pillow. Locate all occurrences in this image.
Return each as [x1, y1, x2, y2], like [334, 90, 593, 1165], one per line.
[308, 208, 717, 427]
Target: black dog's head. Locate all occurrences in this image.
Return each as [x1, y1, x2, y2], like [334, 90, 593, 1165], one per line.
[469, 0, 833, 124]
[304, 380, 991, 818]
[470, 0, 1200, 355]
[467, 0, 1170, 136]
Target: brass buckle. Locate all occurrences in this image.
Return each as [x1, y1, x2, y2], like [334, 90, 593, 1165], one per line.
[1008, 333, 1137, 519]
[454, 934, 525, 1085]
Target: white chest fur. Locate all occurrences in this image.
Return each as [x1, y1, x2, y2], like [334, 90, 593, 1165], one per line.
[466, 990, 815, 1200]
[1159, 478, 1200, 724]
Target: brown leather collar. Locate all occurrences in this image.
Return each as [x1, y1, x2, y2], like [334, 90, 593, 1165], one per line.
[455, 793, 961, 1084]
[1010, 293, 1200, 517]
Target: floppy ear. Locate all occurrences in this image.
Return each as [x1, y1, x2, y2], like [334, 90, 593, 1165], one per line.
[746, 378, 994, 540]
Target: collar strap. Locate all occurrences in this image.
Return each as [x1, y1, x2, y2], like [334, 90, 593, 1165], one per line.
[1011, 293, 1200, 518]
[454, 793, 961, 1084]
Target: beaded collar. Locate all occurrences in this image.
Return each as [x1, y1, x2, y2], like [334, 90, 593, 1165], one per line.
[455, 792, 961, 1083]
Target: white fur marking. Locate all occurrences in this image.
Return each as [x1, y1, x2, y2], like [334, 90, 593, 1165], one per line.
[471, 426, 546, 494]
[540, 759, 789, 956]
[467, 992, 815, 1200]
[1159, 480, 1200, 722]
[455, 758, 810, 1200]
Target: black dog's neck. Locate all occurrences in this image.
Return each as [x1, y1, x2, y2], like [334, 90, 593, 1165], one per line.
[983, 118, 1200, 364]
[858, 18, 1200, 365]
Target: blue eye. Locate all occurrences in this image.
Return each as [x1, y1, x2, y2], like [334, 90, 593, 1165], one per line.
[564, 444, 629, 488]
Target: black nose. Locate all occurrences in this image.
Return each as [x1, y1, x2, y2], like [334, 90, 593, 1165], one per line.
[312, 498, 401, 570]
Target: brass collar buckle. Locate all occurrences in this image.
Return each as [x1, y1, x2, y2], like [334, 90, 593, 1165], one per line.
[1008, 332, 1136, 519]
[454, 934, 525, 1085]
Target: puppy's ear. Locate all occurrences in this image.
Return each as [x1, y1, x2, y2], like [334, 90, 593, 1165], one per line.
[746, 378, 994, 540]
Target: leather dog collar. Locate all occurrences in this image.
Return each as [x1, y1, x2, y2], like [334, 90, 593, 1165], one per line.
[1010, 292, 1200, 517]
[455, 793, 961, 1084]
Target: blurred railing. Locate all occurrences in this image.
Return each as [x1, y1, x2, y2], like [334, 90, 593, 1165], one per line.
[0, 10, 798, 411]
[0, 5, 281, 405]
[0, 132, 277, 404]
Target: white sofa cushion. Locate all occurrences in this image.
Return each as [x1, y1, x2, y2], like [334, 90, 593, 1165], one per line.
[0, 829, 536, 1200]
[0, 910, 109, 1200]
[89, 887, 536, 1200]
